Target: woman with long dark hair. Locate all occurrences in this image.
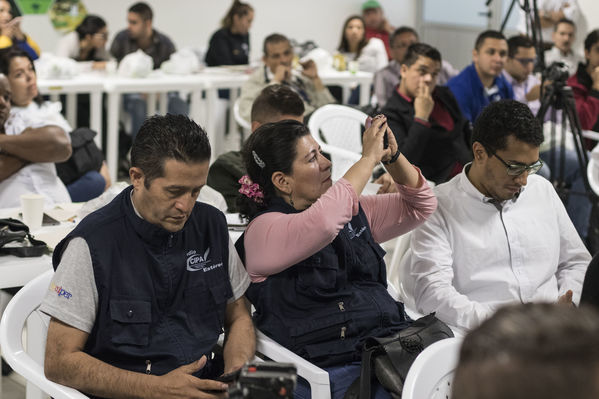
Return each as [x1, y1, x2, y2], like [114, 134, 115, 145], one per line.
[56, 15, 110, 65]
[337, 15, 387, 73]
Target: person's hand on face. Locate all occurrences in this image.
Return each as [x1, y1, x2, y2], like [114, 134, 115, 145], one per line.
[3, 17, 23, 40]
[414, 76, 434, 121]
[363, 115, 392, 164]
[300, 59, 319, 80]
[273, 64, 291, 83]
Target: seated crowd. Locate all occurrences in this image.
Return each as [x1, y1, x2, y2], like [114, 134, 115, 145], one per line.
[2, 0, 599, 398]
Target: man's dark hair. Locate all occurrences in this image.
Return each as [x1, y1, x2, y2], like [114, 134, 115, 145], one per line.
[584, 29, 599, 53]
[238, 120, 310, 220]
[263, 33, 289, 56]
[250, 84, 305, 124]
[507, 35, 534, 58]
[474, 30, 506, 51]
[391, 26, 419, 46]
[75, 15, 107, 40]
[472, 100, 543, 153]
[131, 114, 211, 187]
[402, 43, 441, 67]
[128, 2, 153, 21]
[554, 17, 575, 31]
[452, 303, 599, 399]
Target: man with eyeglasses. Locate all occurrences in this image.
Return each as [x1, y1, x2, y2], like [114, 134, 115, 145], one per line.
[407, 100, 590, 335]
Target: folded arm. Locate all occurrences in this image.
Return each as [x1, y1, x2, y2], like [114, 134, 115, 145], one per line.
[0, 125, 71, 162]
[0, 153, 26, 181]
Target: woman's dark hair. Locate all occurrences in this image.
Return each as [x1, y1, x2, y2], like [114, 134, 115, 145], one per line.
[237, 120, 310, 220]
[75, 15, 106, 40]
[221, 0, 253, 30]
[338, 15, 369, 58]
[0, 47, 42, 105]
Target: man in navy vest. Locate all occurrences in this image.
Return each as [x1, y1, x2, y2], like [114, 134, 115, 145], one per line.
[41, 114, 255, 398]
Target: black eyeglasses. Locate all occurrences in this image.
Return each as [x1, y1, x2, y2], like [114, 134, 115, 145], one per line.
[489, 150, 543, 176]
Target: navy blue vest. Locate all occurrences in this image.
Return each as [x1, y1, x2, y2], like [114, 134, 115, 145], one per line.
[236, 198, 410, 367]
[53, 186, 232, 380]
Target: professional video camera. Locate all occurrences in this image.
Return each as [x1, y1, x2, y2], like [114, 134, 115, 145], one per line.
[228, 362, 297, 399]
[542, 61, 570, 84]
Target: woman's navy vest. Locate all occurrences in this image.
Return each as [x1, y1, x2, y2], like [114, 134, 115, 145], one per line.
[53, 186, 232, 380]
[236, 198, 410, 367]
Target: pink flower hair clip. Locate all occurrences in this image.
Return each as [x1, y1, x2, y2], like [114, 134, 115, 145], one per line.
[238, 175, 264, 204]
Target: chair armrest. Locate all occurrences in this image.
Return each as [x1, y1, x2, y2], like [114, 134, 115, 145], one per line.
[256, 330, 331, 398]
[8, 352, 89, 399]
[320, 143, 362, 163]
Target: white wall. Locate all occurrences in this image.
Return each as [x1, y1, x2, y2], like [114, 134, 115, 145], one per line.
[20, 0, 416, 62]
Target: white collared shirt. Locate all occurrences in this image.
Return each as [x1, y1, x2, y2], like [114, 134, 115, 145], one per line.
[0, 102, 72, 208]
[409, 164, 590, 333]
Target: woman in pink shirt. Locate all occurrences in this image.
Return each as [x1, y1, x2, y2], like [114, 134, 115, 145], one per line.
[235, 117, 436, 399]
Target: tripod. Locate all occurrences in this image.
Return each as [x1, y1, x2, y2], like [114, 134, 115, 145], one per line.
[498, 0, 546, 71]
[536, 77, 597, 238]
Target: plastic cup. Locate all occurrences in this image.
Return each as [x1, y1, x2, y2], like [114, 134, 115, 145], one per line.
[20, 194, 45, 231]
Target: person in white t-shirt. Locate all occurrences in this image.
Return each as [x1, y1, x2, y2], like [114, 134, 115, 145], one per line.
[0, 72, 72, 207]
[337, 15, 388, 74]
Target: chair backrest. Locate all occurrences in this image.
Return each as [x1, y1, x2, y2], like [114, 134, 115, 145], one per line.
[308, 104, 367, 181]
[234, 97, 252, 132]
[587, 149, 599, 197]
[402, 337, 462, 399]
[0, 269, 89, 399]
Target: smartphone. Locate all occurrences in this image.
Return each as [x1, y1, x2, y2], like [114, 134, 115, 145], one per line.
[19, 212, 61, 226]
[216, 368, 241, 383]
[366, 114, 389, 149]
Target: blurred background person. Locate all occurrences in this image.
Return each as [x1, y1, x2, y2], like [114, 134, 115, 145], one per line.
[56, 15, 110, 67]
[337, 15, 387, 74]
[205, 0, 253, 67]
[0, 0, 39, 60]
[361, 0, 394, 59]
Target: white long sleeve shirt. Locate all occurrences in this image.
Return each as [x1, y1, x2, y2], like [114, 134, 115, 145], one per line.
[409, 165, 590, 334]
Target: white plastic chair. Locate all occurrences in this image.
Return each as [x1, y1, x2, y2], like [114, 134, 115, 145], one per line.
[587, 144, 599, 196]
[233, 97, 252, 132]
[307, 104, 367, 181]
[256, 330, 331, 398]
[402, 337, 462, 399]
[0, 269, 89, 399]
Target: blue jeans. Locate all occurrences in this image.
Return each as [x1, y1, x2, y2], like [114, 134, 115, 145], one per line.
[540, 147, 592, 240]
[294, 361, 392, 399]
[67, 170, 105, 202]
[123, 92, 189, 139]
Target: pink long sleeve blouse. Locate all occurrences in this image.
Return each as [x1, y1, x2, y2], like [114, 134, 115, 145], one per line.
[243, 169, 437, 282]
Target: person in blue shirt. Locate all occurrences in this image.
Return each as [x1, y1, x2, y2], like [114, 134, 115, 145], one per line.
[448, 30, 514, 123]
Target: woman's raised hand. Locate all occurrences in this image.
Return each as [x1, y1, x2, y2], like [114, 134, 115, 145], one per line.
[362, 114, 392, 164]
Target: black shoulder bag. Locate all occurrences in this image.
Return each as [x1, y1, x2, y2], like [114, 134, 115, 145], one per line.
[55, 127, 105, 185]
[0, 218, 48, 257]
[345, 313, 454, 399]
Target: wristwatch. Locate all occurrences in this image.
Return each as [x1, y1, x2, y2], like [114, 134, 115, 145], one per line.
[382, 149, 401, 165]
